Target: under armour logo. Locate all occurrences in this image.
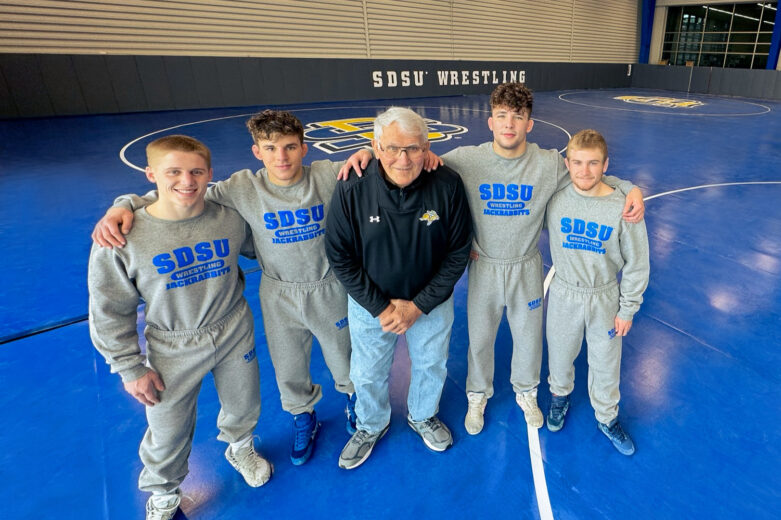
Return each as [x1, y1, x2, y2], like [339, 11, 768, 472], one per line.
[369, 216, 381, 223]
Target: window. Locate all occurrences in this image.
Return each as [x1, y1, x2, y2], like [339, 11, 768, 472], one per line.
[662, 3, 777, 69]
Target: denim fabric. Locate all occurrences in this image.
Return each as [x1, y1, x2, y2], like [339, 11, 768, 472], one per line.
[348, 295, 454, 433]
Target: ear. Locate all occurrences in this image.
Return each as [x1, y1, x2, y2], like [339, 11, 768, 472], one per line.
[602, 157, 609, 174]
[564, 157, 570, 171]
[371, 139, 380, 154]
[251, 144, 263, 161]
[207, 167, 214, 182]
[145, 166, 156, 183]
[301, 142, 308, 158]
[487, 116, 494, 132]
[525, 118, 534, 134]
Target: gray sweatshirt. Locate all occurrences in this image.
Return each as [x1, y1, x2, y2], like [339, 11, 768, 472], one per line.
[546, 185, 650, 320]
[442, 142, 634, 259]
[88, 202, 255, 382]
[116, 160, 342, 283]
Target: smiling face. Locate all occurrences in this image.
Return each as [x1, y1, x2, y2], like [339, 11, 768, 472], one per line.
[372, 122, 429, 188]
[565, 147, 609, 194]
[145, 150, 213, 219]
[488, 105, 534, 158]
[252, 133, 308, 186]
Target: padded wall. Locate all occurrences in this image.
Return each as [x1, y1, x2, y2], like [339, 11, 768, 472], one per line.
[0, 54, 633, 118]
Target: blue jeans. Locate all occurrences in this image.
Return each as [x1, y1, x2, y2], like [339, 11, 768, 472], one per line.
[348, 295, 454, 434]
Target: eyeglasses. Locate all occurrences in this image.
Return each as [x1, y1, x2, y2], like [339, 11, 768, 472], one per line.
[377, 142, 426, 159]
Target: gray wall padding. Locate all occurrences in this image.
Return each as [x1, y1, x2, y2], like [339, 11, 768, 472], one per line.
[631, 64, 781, 100]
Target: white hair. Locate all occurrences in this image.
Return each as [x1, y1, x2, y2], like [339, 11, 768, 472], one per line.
[373, 107, 429, 143]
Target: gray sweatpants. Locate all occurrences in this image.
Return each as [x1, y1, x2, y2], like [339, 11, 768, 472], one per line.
[139, 300, 260, 495]
[466, 250, 544, 398]
[546, 277, 622, 424]
[259, 273, 353, 415]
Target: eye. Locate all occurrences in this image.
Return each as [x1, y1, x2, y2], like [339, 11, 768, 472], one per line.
[386, 146, 401, 154]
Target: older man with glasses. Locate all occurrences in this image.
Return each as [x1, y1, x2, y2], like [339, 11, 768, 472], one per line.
[325, 107, 473, 470]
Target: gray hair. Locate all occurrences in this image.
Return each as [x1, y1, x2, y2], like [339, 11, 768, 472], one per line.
[373, 107, 429, 143]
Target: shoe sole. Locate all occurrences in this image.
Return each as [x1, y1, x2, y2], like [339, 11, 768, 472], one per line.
[407, 418, 453, 452]
[291, 422, 320, 466]
[338, 425, 389, 470]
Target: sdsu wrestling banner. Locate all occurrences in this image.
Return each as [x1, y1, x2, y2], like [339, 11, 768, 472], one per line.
[372, 68, 526, 88]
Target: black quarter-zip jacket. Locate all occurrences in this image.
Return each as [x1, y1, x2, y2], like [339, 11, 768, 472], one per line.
[325, 158, 473, 317]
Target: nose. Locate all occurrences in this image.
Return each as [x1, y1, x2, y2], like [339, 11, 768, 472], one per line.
[275, 148, 288, 161]
[396, 149, 412, 165]
[181, 171, 197, 184]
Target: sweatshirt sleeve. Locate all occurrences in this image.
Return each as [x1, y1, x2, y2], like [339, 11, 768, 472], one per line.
[324, 183, 390, 317]
[87, 245, 149, 383]
[113, 190, 158, 211]
[412, 176, 473, 314]
[554, 153, 572, 193]
[603, 175, 636, 196]
[617, 220, 650, 321]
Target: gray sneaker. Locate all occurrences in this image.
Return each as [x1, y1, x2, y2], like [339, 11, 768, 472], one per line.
[225, 439, 273, 487]
[338, 424, 389, 470]
[146, 493, 180, 520]
[407, 415, 453, 452]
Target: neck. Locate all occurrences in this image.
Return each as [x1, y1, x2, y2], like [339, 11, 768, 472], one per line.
[146, 200, 205, 221]
[573, 181, 613, 197]
[492, 140, 527, 159]
[267, 167, 304, 186]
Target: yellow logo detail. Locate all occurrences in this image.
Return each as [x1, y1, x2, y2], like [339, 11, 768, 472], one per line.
[419, 210, 440, 226]
[614, 96, 704, 108]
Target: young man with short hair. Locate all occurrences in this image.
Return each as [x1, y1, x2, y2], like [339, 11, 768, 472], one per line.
[93, 111, 356, 466]
[544, 129, 649, 455]
[88, 135, 272, 520]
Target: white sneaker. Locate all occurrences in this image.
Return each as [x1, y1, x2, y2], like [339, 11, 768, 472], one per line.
[225, 439, 273, 487]
[146, 493, 180, 520]
[464, 392, 487, 435]
[515, 388, 544, 428]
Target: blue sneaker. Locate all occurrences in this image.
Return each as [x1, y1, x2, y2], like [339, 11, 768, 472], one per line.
[345, 393, 357, 435]
[547, 394, 570, 432]
[597, 418, 635, 456]
[291, 411, 320, 465]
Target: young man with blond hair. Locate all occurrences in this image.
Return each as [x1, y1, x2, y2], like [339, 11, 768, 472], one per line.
[93, 110, 356, 467]
[544, 129, 649, 455]
[88, 135, 271, 520]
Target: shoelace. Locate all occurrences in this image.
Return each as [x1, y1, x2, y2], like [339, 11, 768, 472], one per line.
[420, 417, 441, 432]
[294, 417, 314, 449]
[550, 399, 567, 416]
[609, 422, 628, 442]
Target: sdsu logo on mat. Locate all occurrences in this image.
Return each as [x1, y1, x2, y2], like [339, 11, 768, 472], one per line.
[614, 96, 704, 108]
[303, 117, 467, 154]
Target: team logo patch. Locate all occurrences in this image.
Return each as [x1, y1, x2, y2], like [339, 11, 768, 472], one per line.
[614, 96, 704, 108]
[527, 298, 542, 311]
[369, 215, 381, 223]
[303, 117, 467, 154]
[243, 348, 256, 363]
[419, 210, 440, 226]
[608, 328, 618, 339]
[335, 317, 348, 330]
